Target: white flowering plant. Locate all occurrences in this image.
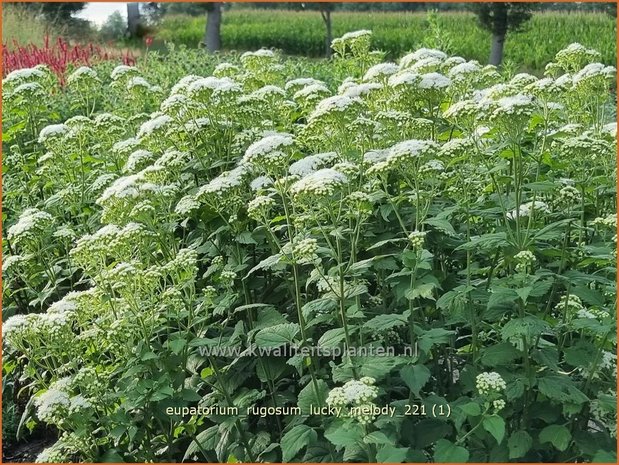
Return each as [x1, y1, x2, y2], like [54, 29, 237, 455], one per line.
[2, 33, 617, 463]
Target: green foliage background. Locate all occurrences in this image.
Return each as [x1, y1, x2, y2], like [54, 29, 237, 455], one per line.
[156, 10, 617, 72]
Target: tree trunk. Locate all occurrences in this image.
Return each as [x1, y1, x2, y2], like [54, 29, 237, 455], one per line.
[126, 3, 141, 38]
[321, 9, 332, 59]
[204, 3, 222, 53]
[488, 3, 508, 66]
[488, 32, 505, 66]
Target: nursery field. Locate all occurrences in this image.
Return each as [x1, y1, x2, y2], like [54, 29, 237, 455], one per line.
[2, 30, 618, 463]
[158, 10, 617, 72]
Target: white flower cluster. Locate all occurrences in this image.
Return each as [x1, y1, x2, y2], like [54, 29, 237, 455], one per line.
[247, 195, 276, 221]
[400, 48, 447, 69]
[558, 185, 581, 205]
[2, 314, 36, 348]
[285, 77, 325, 92]
[124, 149, 156, 174]
[67, 66, 99, 86]
[288, 152, 338, 177]
[309, 95, 362, 121]
[241, 133, 294, 168]
[292, 238, 318, 264]
[2, 254, 26, 274]
[111, 65, 139, 81]
[3, 67, 48, 89]
[506, 201, 550, 220]
[289, 168, 348, 199]
[592, 214, 617, 229]
[554, 294, 584, 314]
[514, 250, 536, 273]
[367, 139, 439, 174]
[197, 165, 250, 201]
[293, 83, 331, 104]
[576, 306, 610, 320]
[363, 62, 399, 81]
[326, 377, 379, 425]
[7, 208, 54, 245]
[475, 372, 506, 396]
[408, 231, 427, 249]
[38, 124, 69, 145]
[137, 114, 173, 139]
[220, 269, 237, 284]
[35, 388, 71, 423]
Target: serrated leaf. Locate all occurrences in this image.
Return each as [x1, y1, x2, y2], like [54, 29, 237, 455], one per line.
[244, 253, 282, 278]
[324, 421, 364, 447]
[459, 402, 481, 417]
[183, 426, 219, 461]
[405, 282, 436, 301]
[365, 313, 408, 331]
[508, 430, 532, 459]
[433, 439, 469, 463]
[423, 217, 457, 236]
[317, 328, 346, 348]
[481, 342, 522, 366]
[297, 379, 328, 413]
[482, 415, 505, 444]
[376, 444, 409, 463]
[539, 425, 571, 451]
[501, 316, 550, 340]
[280, 425, 317, 462]
[538, 375, 588, 404]
[401, 364, 431, 398]
[255, 323, 299, 348]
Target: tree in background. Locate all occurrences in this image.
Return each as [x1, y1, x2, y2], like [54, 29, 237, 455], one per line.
[204, 3, 222, 53]
[299, 3, 335, 58]
[144, 2, 222, 51]
[100, 11, 127, 41]
[127, 3, 141, 38]
[471, 2, 534, 66]
[320, 4, 334, 59]
[13, 2, 86, 23]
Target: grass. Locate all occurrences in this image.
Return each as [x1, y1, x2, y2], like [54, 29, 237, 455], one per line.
[2, 4, 64, 49]
[157, 10, 617, 73]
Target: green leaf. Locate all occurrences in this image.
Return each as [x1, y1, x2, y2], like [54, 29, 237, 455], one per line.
[324, 421, 364, 447]
[459, 402, 481, 417]
[433, 439, 469, 462]
[405, 282, 436, 301]
[363, 431, 392, 445]
[183, 426, 219, 460]
[317, 328, 346, 348]
[244, 253, 282, 278]
[236, 231, 257, 244]
[456, 232, 509, 251]
[501, 316, 550, 340]
[482, 415, 505, 444]
[417, 328, 454, 353]
[571, 285, 605, 306]
[169, 338, 187, 355]
[539, 425, 571, 451]
[508, 430, 532, 459]
[486, 287, 519, 312]
[423, 217, 457, 236]
[592, 450, 617, 463]
[365, 313, 408, 331]
[281, 425, 317, 462]
[297, 380, 328, 413]
[538, 375, 588, 405]
[255, 323, 299, 348]
[100, 449, 125, 463]
[481, 342, 522, 366]
[376, 444, 409, 463]
[400, 364, 431, 398]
